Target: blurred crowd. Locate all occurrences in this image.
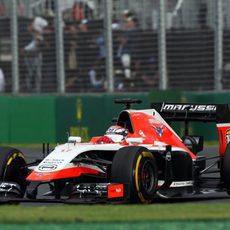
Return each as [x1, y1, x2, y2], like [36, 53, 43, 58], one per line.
[0, 0, 227, 93]
[0, 0, 158, 93]
[64, 7, 158, 93]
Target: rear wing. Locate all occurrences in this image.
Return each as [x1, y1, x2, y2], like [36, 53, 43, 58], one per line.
[151, 103, 230, 123]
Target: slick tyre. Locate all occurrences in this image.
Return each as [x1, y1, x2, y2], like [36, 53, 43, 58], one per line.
[111, 146, 158, 203]
[222, 143, 230, 195]
[0, 147, 27, 197]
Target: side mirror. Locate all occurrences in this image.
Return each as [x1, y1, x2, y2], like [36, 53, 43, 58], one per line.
[68, 136, 81, 143]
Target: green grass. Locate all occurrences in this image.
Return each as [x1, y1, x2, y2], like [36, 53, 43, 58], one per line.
[0, 203, 230, 223]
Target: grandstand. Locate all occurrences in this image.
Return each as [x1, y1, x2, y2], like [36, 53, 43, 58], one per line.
[0, 0, 228, 93]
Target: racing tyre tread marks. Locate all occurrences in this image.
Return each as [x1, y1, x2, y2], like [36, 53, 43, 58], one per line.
[0, 147, 27, 197]
[111, 146, 158, 203]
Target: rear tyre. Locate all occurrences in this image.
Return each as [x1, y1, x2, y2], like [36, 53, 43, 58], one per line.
[222, 143, 230, 195]
[111, 146, 158, 203]
[0, 147, 27, 197]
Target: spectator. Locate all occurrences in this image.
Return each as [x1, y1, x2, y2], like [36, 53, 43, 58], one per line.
[66, 19, 93, 92]
[0, 68, 5, 92]
[72, 1, 93, 21]
[17, 0, 25, 17]
[44, 0, 55, 17]
[65, 22, 78, 92]
[0, 0, 5, 16]
[72, 1, 85, 21]
[116, 15, 141, 90]
[88, 30, 106, 91]
[78, 18, 88, 32]
[22, 17, 48, 93]
[65, 23, 78, 71]
[121, 9, 135, 29]
[88, 66, 104, 90]
[42, 19, 57, 92]
[140, 57, 159, 90]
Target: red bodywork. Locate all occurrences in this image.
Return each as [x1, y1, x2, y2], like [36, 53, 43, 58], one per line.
[126, 111, 196, 159]
[27, 167, 101, 181]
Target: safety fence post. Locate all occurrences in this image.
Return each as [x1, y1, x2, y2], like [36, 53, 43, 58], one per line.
[158, 0, 168, 90]
[214, 0, 223, 91]
[55, 0, 65, 94]
[11, 0, 19, 94]
[104, 0, 114, 93]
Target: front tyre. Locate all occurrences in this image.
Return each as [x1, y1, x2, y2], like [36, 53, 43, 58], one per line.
[0, 147, 27, 197]
[111, 146, 158, 203]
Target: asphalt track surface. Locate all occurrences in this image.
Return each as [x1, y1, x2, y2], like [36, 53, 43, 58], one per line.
[18, 146, 230, 204]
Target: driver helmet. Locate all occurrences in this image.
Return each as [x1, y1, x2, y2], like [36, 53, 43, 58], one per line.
[105, 125, 128, 143]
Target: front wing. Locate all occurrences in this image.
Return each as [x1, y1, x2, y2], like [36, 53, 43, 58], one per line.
[0, 181, 130, 204]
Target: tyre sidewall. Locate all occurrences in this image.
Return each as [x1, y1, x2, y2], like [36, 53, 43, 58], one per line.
[134, 151, 158, 203]
[111, 146, 158, 203]
[0, 147, 27, 193]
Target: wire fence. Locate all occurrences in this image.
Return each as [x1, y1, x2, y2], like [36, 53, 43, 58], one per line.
[0, 0, 228, 93]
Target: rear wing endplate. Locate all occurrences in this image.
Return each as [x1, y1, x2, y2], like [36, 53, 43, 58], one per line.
[151, 103, 230, 123]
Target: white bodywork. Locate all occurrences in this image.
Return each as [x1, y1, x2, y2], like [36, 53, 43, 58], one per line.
[35, 143, 188, 173]
[34, 109, 188, 173]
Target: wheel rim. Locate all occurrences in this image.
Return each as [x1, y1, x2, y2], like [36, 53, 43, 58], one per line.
[141, 160, 155, 194]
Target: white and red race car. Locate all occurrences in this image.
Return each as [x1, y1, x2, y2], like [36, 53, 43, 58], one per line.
[0, 99, 230, 203]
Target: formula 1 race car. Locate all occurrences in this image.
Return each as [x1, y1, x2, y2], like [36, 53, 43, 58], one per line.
[1, 99, 230, 204]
